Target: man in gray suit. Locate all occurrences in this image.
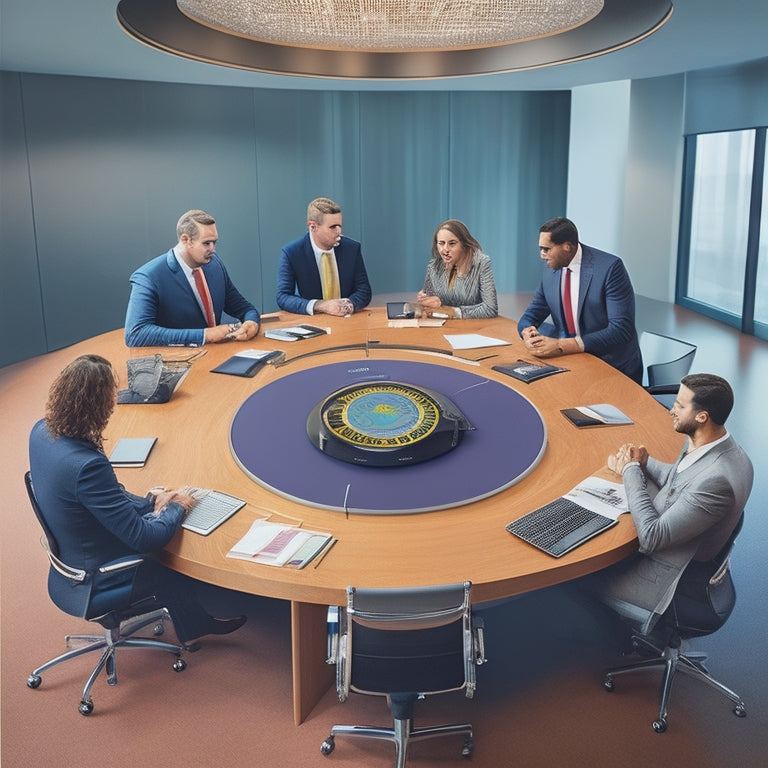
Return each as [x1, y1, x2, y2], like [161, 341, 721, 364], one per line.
[591, 373, 753, 631]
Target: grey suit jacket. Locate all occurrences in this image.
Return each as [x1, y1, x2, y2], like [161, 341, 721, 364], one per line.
[596, 435, 753, 629]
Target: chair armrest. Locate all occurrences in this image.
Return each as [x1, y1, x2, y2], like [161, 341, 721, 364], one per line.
[645, 384, 680, 395]
[472, 614, 486, 665]
[40, 535, 88, 583]
[326, 605, 340, 664]
[98, 556, 145, 574]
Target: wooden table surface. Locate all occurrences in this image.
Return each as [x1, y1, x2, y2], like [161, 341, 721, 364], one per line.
[52, 309, 685, 722]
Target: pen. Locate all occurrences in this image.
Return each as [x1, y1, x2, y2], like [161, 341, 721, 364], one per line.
[313, 538, 338, 568]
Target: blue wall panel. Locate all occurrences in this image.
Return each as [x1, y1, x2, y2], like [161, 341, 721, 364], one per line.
[448, 91, 570, 292]
[1, 73, 570, 367]
[359, 91, 450, 295]
[0, 73, 47, 365]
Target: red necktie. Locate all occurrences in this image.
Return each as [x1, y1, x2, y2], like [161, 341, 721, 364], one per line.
[192, 268, 216, 327]
[563, 268, 576, 336]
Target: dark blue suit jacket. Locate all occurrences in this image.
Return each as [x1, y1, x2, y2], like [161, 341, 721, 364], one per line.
[28, 419, 185, 617]
[518, 244, 643, 382]
[276, 233, 371, 315]
[125, 249, 260, 347]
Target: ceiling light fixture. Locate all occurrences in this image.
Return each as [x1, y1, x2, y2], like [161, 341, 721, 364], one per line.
[176, 0, 603, 53]
[117, 0, 673, 80]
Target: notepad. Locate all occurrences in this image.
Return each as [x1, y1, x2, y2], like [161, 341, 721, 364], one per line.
[561, 404, 633, 427]
[109, 437, 157, 467]
[444, 334, 510, 350]
[227, 520, 334, 569]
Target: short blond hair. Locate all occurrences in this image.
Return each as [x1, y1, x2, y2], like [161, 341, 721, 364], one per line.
[307, 197, 341, 225]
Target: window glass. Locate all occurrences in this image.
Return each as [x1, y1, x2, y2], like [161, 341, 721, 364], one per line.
[687, 130, 754, 315]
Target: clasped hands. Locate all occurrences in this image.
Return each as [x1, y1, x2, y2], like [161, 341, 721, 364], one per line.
[315, 298, 354, 317]
[205, 319, 260, 344]
[607, 443, 648, 476]
[520, 326, 563, 358]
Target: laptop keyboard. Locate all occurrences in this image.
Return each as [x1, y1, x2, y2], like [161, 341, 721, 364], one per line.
[506, 497, 614, 557]
[182, 489, 245, 535]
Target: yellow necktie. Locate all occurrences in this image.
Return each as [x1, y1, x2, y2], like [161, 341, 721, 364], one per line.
[320, 251, 340, 300]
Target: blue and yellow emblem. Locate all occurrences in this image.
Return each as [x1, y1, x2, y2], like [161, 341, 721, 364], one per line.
[307, 381, 473, 467]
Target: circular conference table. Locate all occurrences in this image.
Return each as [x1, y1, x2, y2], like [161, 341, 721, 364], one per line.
[71, 310, 684, 723]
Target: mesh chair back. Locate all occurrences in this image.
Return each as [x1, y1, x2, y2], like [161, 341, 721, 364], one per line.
[343, 582, 473, 698]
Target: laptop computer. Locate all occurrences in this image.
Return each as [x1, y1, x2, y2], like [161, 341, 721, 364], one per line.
[182, 490, 246, 536]
[506, 496, 618, 558]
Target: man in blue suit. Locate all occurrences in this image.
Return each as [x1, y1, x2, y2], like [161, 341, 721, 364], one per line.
[125, 210, 261, 347]
[276, 197, 371, 316]
[517, 218, 643, 383]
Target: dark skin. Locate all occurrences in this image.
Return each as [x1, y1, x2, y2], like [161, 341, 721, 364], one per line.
[521, 231, 581, 358]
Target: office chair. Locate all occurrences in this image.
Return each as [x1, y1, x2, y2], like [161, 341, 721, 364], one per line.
[639, 331, 697, 408]
[24, 471, 187, 715]
[603, 515, 746, 733]
[321, 581, 486, 767]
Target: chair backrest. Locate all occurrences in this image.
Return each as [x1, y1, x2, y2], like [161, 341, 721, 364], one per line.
[339, 581, 478, 700]
[639, 331, 697, 389]
[25, 470, 87, 583]
[670, 514, 744, 638]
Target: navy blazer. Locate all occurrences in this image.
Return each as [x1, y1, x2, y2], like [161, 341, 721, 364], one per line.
[28, 419, 185, 617]
[276, 233, 372, 315]
[517, 244, 643, 382]
[125, 249, 260, 347]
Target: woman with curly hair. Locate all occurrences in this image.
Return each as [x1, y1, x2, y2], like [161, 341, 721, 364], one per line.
[29, 354, 247, 645]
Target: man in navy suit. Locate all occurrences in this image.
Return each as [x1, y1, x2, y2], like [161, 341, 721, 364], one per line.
[125, 210, 261, 347]
[517, 217, 643, 383]
[276, 197, 371, 316]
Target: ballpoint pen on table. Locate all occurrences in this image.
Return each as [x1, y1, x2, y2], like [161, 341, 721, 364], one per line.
[313, 538, 338, 569]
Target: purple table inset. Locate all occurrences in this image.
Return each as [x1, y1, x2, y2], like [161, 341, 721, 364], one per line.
[230, 359, 546, 514]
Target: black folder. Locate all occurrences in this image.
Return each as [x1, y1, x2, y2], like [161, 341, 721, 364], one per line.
[211, 350, 281, 377]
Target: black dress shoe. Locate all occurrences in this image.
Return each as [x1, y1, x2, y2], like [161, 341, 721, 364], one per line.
[207, 615, 247, 636]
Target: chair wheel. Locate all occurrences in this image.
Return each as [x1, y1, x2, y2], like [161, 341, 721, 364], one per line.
[734, 703, 747, 718]
[461, 737, 474, 758]
[652, 718, 667, 733]
[321, 735, 335, 755]
[603, 677, 615, 692]
[79, 699, 94, 716]
[27, 674, 42, 689]
[173, 657, 187, 672]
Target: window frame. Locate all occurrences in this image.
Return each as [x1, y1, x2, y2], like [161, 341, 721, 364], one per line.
[676, 128, 767, 341]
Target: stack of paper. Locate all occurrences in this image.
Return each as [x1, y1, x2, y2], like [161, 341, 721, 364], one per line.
[227, 520, 334, 569]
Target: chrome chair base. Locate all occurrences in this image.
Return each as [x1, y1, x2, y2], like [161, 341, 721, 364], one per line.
[603, 636, 746, 733]
[322, 717, 473, 768]
[27, 609, 186, 715]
